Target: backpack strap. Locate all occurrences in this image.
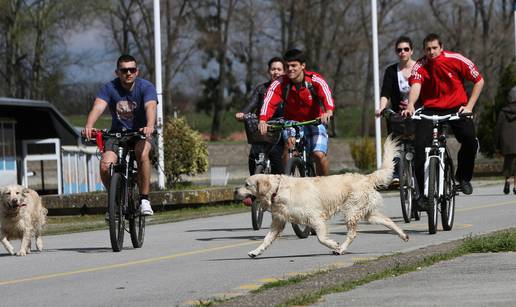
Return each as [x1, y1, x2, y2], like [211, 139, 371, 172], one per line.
[281, 74, 327, 114]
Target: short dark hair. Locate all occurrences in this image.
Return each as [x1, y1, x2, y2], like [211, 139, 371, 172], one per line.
[283, 49, 306, 64]
[117, 54, 137, 68]
[268, 57, 285, 70]
[423, 33, 442, 48]
[395, 36, 413, 50]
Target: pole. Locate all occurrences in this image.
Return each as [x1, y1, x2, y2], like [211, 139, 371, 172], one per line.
[514, 0, 516, 58]
[153, 0, 166, 189]
[371, 0, 382, 168]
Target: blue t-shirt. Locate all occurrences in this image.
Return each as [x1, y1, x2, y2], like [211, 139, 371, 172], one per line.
[96, 77, 158, 131]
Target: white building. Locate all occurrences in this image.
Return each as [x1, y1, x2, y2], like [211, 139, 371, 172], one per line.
[0, 97, 102, 195]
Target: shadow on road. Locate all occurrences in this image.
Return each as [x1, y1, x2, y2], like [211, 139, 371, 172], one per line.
[47, 247, 113, 253]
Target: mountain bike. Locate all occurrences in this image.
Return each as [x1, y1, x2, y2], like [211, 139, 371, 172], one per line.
[83, 129, 146, 252]
[243, 114, 283, 230]
[412, 109, 472, 234]
[269, 118, 322, 239]
[382, 109, 420, 223]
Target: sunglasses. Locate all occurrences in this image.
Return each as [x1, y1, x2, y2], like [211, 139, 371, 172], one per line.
[396, 47, 411, 53]
[119, 67, 137, 74]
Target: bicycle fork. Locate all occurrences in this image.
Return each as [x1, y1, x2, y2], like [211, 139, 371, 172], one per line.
[423, 147, 445, 198]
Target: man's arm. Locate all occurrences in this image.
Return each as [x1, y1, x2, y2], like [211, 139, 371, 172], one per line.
[143, 101, 157, 138]
[401, 83, 421, 117]
[84, 98, 108, 138]
[460, 78, 484, 113]
[312, 75, 334, 124]
[258, 80, 282, 134]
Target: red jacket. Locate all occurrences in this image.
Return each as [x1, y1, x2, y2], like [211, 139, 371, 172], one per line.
[409, 51, 483, 110]
[259, 70, 334, 122]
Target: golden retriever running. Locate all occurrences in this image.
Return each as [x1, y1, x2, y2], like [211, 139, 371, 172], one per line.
[236, 135, 408, 258]
[0, 185, 47, 256]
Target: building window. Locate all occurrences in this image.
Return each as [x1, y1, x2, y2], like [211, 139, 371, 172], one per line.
[0, 121, 16, 171]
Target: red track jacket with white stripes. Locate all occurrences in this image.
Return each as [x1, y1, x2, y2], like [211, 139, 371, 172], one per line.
[409, 50, 483, 110]
[259, 70, 334, 122]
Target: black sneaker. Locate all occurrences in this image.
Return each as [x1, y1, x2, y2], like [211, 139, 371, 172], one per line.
[459, 181, 473, 195]
[504, 181, 510, 195]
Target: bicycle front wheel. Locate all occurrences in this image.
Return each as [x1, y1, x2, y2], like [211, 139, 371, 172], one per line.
[285, 157, 312, 239]
[427, 157, 439, 235]
[441, 158, 456, 231]
[129, 179, 145, 248]
[108, 173, 126, 252]
[399, 156, 411, 223]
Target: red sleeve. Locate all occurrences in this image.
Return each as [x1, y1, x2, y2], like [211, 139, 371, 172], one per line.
[259, 79, 283, 121]
[409, 61, 425, 85]
[455, 54, 482, 83]
[311, 74, 335, 112]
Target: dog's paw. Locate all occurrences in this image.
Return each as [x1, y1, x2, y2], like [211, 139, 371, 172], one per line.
[16, 250, 27, 256]
[248, 250, 260, 258]
[332, 250, 344, 255]
[402, 234, 409, 242]
[7, 248, 15, 256]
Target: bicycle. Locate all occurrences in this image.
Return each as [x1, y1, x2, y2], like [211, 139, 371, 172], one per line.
[268, 118, 322, 239]
[412, 109, 472, 234]
[82, 129, 146, 252]
[381, 109, 420, 223]
[243, 114, 283, 230]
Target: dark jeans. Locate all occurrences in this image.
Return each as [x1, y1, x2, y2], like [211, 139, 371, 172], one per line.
[414, 108, 478, 194]
[248, 141, 284, 175]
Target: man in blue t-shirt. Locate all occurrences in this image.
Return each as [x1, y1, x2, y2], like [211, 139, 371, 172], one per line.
[83, 54, 157, 216]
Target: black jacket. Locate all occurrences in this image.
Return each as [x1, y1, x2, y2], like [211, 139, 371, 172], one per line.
[240, 81, 283, 118]
[380, 63, 420, 112]
[495, 101, 516, 155]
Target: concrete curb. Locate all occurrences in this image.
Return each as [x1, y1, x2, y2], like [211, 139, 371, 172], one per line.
[41, 186, 237, 213]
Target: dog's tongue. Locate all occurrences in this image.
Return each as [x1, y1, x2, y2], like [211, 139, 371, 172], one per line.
[242, 197, 253, 207]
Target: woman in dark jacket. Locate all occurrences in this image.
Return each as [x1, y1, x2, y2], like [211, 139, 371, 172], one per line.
[495, 86, 516, 194]
[376, 36, 417, 182]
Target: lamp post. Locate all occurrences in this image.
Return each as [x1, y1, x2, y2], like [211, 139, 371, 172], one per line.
[153, 0, 165, 189]
[371, 0, 382, 168]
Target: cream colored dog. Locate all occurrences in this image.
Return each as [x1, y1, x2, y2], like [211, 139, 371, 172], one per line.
[0, 185, 47, 256]
[236, 135, 409, 258]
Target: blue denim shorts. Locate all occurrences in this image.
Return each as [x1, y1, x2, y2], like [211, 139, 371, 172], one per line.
[282, 122, 328, 154]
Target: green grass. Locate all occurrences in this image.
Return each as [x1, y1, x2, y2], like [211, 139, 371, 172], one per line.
[45, 203, 248, 236]
[66, 105, 364, 139]
[66, 115, 111, 129]
[203, 229, 516, 306]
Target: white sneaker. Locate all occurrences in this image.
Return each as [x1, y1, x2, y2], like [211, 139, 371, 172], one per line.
[140, 199, 153, 216]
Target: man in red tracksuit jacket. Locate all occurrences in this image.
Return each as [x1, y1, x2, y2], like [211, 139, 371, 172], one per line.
[258, 49, 334, 176]
[402, 33, 484, 207]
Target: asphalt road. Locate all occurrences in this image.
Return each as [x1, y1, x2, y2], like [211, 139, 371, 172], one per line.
[0, 181, 515, 306]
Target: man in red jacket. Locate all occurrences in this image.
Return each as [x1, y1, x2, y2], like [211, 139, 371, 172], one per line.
[258, 49, 334, 176]
[402, 33, 484, 205]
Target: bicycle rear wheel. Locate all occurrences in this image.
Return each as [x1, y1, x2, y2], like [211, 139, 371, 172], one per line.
[108, 173, 125, 252]
[427, 157, 439, 234]
[285, 157, 312, 239]
[441, 157, 456, 231]
[129, 179, 145, 248]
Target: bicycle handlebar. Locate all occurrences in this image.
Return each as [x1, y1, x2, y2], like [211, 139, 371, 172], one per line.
[411, 109, 473, 122]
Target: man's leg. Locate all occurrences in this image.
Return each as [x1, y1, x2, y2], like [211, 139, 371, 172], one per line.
[308, 124, 329, 176]
[414, 118, 433, 203]
[313, 151, 329, 176]
[100, 138, 118, 189]
[135, 138, 153, 215]
[451, 118, 478, 194]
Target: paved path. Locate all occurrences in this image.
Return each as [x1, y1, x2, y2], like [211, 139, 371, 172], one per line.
[0, 180, 514, 306]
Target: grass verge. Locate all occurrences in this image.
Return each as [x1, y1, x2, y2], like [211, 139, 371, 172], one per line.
[208, 229, 516, 307]
[45, 203, 249, 236]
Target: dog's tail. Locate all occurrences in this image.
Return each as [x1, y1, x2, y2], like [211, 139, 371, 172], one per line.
[367, 134, 400, 188]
